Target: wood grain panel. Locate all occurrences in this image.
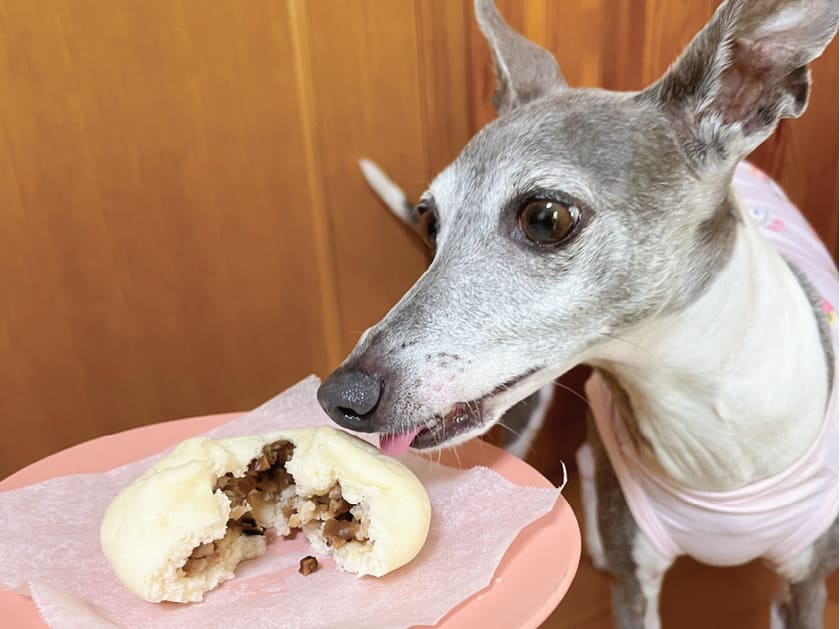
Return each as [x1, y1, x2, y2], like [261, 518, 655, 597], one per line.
[0, 1, 332, 477]
[1, 0, 836, 485]
[415, 0, 473, 176]
[601, 0, 647, 91]
[639, 0, 720, 85]
[545, 0, 608, 88]
[304, 0, 428, 357]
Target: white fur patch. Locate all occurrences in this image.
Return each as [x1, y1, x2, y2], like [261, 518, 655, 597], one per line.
[587, 190, 829, 491]
[775, 543, 816, 583]
[577, 443, 608, 571]
[632, 532, 672, 629]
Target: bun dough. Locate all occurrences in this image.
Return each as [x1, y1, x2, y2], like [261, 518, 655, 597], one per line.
[100, 426, 431, 603]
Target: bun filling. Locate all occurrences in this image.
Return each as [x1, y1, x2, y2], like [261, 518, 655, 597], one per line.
[179, 440, 371, 579]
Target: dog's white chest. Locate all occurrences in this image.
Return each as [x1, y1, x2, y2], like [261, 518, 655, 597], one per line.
[591, 162, 837, 492]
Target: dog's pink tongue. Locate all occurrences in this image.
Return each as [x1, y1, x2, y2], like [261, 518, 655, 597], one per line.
[379, 427, 422, 457]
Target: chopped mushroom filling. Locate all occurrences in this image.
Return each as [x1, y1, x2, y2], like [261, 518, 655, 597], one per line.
[179, 440, 370, 577]
[298, 555, 319, 576]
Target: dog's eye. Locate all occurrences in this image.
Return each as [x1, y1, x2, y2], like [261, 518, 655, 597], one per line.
[417, 205, 438, 249]
[519, 199, 579, 245]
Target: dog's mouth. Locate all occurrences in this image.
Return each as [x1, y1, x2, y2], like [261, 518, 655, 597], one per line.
[378, 369, 540, 456]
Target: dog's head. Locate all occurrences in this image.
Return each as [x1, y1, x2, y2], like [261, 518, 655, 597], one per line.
[318, 0, 838, 454]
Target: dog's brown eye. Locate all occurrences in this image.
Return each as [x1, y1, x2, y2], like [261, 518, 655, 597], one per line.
[519, 199, 579, 245]
[418, 208, 437, 248]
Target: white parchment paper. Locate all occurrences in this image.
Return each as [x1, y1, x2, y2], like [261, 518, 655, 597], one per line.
[0, 376, 563, 629]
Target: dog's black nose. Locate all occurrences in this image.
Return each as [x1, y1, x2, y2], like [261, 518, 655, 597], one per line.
[317, 369, 382, 432]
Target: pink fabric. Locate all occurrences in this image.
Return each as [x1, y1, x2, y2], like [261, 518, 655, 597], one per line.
[581, 161, 839, 568]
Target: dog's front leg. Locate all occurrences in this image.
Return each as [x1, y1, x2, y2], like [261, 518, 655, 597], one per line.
[578, 413, 607, 571]
[771, 518, 838, 629]
[590, 410, 673, 629]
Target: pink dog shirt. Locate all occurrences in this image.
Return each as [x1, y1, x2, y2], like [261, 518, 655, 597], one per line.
[578, 161, 838, 567]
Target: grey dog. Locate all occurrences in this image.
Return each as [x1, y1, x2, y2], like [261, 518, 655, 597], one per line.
[318, 1, 839, 626]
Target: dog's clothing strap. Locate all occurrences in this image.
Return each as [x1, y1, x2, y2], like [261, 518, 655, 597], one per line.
[580, 161, 839, 567]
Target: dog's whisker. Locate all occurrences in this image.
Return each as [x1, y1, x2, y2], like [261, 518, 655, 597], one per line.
[495, 420, 524, 439]
[448, 444, 463, 469]
[552, 381, 591, 408]
[598, 332, 644, 350]
[496, 420, 539, 459]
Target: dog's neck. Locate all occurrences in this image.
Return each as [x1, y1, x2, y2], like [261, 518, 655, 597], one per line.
[587, 189, 830, 492]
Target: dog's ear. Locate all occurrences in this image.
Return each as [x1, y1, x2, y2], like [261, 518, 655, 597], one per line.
[642, 0, 838, 167]
[475, 0, 566, 113]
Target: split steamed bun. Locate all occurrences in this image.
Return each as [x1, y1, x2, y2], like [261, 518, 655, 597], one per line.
[100, 426, 431, 603]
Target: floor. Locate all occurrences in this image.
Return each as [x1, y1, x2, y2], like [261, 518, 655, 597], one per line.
[537, 472, 838, 628]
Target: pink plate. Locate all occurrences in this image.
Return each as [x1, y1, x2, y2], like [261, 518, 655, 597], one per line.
[0, 414, 580, 629]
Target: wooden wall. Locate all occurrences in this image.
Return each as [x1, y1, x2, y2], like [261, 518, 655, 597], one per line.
[1, 1, 836, 479]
